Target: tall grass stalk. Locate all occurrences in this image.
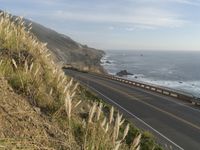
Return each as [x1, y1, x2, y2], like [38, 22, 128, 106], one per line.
[0, 11, 162, 150]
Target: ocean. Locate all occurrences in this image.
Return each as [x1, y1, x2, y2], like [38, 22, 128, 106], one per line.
[101, 50, 200, 98]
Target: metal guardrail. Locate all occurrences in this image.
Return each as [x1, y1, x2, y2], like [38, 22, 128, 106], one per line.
[91, 72, 200, 106]
[63, 68, 200, 106]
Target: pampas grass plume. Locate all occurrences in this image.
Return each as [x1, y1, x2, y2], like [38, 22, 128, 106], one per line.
[122, 124, 129, 140]
[88, 103, 97, 123]
[109, 106, 114, 124]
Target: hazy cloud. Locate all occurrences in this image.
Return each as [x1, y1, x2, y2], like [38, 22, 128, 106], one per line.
[52, 7, 186, 29]
[0, 0, 194, 29]
[1, 0, 200, 50]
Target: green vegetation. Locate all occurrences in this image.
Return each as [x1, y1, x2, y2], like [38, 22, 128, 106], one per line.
[0, 11, 163, 149]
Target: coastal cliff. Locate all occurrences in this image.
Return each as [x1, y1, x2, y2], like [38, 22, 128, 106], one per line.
[24, 20, 105, 73]
[0, 11, 161, 149]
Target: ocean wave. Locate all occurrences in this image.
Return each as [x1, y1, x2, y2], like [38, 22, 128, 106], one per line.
[101, 51, 200, 98]
[127, 74, 145, 79]
[128, 76, 200, 97]
[101, 55, 115, 64]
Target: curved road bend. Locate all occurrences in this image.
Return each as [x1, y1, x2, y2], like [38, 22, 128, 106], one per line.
[64, 69, 200, 150]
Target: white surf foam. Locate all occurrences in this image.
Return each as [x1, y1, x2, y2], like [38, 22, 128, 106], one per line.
[128, 76, 200, 97]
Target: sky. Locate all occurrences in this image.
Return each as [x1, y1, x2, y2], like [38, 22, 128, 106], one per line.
[1, 0, 200, 51]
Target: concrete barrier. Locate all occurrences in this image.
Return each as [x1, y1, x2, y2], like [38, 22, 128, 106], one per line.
[145, 86, 150, 89]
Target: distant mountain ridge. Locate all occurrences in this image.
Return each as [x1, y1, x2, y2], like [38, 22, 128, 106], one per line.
[24, 19, 105, 73]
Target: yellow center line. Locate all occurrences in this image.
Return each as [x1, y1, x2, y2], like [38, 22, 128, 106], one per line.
[80, 75, 200, 131]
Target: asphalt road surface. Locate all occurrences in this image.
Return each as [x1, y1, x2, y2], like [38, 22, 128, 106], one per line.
[64, 69, 200, 150]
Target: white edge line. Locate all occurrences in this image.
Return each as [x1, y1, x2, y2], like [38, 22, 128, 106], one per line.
[80, 81, 184, 150]
[101, 75, 200, 113]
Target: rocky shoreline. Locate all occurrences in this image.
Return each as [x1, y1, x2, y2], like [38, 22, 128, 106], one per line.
[116, 70, 133, 76]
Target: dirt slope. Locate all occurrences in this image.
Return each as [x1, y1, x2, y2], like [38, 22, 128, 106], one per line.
[0, 77, 78, 149]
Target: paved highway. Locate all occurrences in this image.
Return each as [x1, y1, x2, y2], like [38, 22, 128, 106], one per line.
[64, 69, 200, 150]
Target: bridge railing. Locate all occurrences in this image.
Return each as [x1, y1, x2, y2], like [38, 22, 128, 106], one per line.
[91, 72, 200, 106]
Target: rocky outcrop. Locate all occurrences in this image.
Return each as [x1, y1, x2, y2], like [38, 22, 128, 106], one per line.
[116, 70, 133, 76]
[105, 60, 111, 64]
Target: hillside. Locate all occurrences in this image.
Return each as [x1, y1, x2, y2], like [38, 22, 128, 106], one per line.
[0, 77, 78, 149]
[24, 19, 105, 73]
[0, 11, 162, 150]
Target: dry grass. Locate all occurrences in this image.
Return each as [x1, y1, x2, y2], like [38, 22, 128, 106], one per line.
[0, 11, 163, 150]
[0, 78, 76, 150]
[0, 11, 75, 114]
[0, 11, 79, 149]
